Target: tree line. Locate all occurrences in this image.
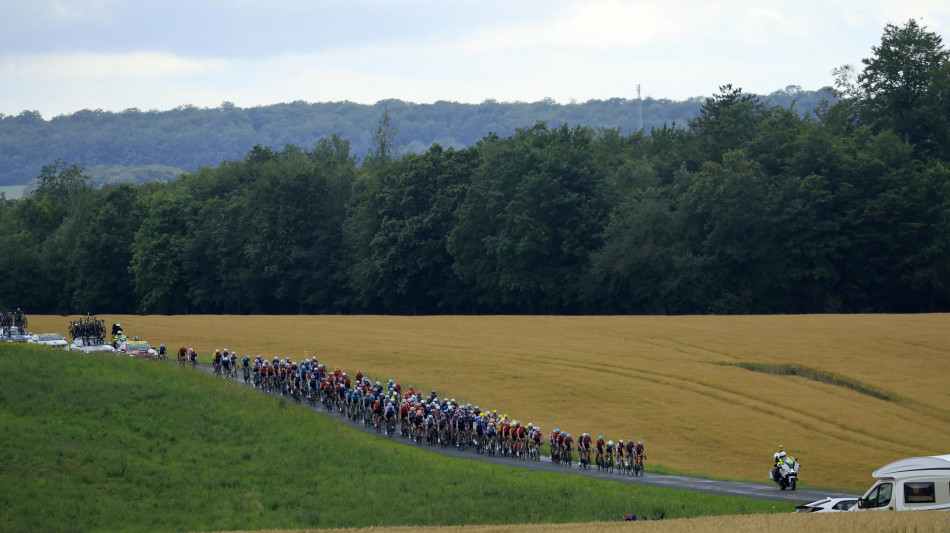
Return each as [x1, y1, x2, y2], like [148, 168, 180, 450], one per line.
[1, 20, 947, 316]
[0, 88, 833, 188]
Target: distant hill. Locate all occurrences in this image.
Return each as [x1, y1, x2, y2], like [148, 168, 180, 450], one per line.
[0, 86, 834, 186]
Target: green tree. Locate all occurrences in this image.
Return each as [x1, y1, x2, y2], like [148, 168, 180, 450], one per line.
[130, 187, 191, 313]
[589, 192, 679, 313]
[363, 106, 399, 171]
[857, 19, 949, 145]
[448, 123, 609, 313]
[689, 85, 770, 164]
[674, 150, 792, 313]
[363, 144, 478, 313]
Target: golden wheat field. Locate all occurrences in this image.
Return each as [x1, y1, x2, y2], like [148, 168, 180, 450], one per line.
[32, 314, 950, 491]
[216, 510, 950, 533]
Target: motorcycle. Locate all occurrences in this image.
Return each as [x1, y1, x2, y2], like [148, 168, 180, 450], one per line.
[770, 456, 800, 490]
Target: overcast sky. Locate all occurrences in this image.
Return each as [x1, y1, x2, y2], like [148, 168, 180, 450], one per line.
[2, 0, 949, 118]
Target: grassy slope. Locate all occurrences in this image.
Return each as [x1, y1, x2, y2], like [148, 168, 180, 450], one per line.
[0, 344, 785, 532]
[29, 314, 950, 491]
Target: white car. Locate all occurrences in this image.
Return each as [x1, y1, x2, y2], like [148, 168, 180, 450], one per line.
[795, 497, 858, 513]
[70, 338, 116, 353]
[29, 333, 69, 349]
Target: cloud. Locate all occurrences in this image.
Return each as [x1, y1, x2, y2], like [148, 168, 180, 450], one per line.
[4, 51, 229, 80]
[462, 0, 704, 52]
[49, 0, 116, 20]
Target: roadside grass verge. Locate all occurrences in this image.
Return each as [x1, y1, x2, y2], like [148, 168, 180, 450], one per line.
[0, 344, 787, 532]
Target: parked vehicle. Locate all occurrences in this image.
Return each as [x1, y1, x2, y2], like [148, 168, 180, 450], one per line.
[795, 497, 858, 513]
[1, 325, 30, 342]
[854, 454, 950, 511]
[29, 333, 69, 349]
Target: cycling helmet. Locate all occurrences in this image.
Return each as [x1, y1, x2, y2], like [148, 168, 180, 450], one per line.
[554, 429, 561, 434]
[527, 423, 533, 428]
[638, 441, 642, 446]
[607, 440, 614, 446]
[583, 433, 589, 437]
[599, 436, 604, 440]
[566, 434, 571, 439]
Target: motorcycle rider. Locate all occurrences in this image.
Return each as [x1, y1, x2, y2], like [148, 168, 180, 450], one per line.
[771, 445, 787, 482]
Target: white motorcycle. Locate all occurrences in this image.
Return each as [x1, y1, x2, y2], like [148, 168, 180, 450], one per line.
[770, 456, 800, 490]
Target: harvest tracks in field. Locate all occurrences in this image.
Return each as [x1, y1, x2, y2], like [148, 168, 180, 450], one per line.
[183, 359, 855, 505]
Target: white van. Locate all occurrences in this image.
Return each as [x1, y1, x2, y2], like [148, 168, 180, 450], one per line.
[854, 454, 950, 511]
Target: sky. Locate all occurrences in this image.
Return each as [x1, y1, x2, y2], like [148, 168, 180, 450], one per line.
[2, 0, 949, 119]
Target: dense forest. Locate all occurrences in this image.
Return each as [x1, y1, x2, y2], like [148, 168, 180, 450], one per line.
[2, 20, 948, 316]
[0, 88, 834, 188]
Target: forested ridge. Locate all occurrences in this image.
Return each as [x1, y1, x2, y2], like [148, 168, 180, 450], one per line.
[0, 89, 833, 188]
[2, 20, 948, 316]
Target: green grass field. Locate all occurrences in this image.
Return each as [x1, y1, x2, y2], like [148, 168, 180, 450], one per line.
[0, 344, 786, 532]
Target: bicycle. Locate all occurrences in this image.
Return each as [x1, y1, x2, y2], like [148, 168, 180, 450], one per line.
[578, 447, 590, 470]
[616, 450, 627, 474]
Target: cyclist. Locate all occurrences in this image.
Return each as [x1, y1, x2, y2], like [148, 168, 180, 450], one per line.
[578, 433, 592, 464]
[562, 433, 573, 466]
[384, 401, 396, 432]
[635, 440, 646, 471]
[474, 412, 485, 436]
[241, 354, 251, 382]
[514, 421, 527, 457]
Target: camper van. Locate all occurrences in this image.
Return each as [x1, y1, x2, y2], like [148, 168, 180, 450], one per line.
[854, 454, 950, 511]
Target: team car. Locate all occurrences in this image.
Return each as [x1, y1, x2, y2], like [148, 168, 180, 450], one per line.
[29, 333, 70, 349]
[116, 340, 157, 358]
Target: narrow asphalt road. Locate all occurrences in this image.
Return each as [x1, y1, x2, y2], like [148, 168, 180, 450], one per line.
[178, 359, 857, 505]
